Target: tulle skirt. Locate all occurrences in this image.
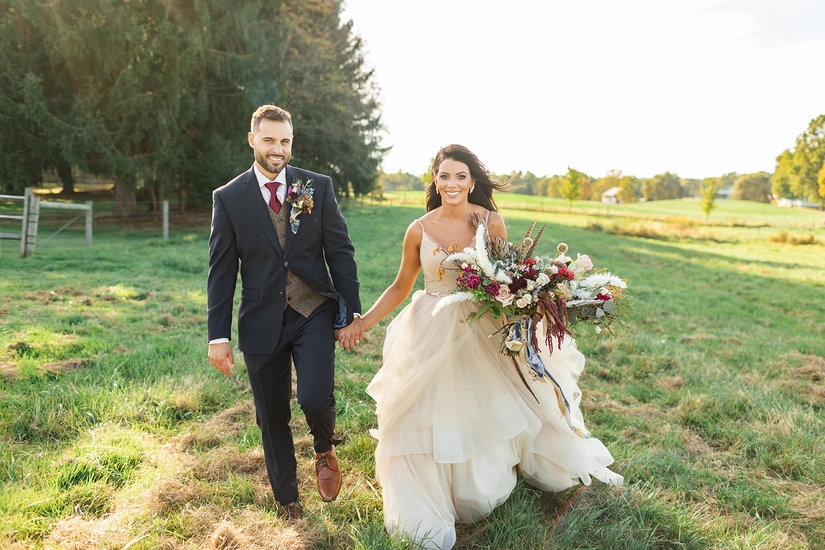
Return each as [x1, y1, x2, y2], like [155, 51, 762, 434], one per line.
[366, 290, 622, 550]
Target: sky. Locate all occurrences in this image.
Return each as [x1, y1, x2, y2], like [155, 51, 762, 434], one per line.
[340, 0, 825, 180]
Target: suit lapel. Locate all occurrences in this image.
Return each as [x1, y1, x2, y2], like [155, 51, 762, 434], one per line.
[284, 166, 296, 257]
[241, 168, 282, 257]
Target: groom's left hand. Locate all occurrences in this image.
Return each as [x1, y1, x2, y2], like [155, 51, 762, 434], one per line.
[337, 316, 364, 351]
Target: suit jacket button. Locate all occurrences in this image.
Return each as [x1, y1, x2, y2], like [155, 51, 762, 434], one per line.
[284, 261, 289, 267]
[279, 291, 284, 296]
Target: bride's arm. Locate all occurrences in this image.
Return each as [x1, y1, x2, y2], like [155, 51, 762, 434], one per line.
[361, 221, 423, 331]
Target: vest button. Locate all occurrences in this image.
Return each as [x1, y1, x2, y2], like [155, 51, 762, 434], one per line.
[284, 261, 289, 268]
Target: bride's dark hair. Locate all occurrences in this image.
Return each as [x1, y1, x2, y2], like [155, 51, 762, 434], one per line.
[425, 144, 508, 212]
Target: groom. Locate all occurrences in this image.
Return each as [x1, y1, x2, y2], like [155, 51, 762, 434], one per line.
[207, 104, 363, 518]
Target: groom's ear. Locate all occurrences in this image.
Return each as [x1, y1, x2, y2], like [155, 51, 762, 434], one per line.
[247, 132, 255, 149]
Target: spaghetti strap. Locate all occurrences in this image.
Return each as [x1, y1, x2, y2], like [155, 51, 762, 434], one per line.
[415, 218, 425, 230]
[485, 210, 491, 224]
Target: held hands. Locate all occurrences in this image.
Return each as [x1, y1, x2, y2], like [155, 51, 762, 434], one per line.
[208, 342, 235, 376]
[335, 315, 364, 351]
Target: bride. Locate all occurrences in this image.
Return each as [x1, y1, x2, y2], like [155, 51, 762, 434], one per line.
[359, 144, 623, 549]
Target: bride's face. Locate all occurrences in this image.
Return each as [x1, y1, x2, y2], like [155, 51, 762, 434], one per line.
[435, 158, 474, 204]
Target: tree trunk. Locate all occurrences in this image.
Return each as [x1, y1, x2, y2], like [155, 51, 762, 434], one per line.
[57, 161, 75, 195]
[114, 177, 136, 215]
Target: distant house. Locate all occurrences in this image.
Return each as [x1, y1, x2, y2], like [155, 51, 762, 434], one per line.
[716, 187, 732, 200]
[601, 186, 622, 204]
[776, 198, 820, 208]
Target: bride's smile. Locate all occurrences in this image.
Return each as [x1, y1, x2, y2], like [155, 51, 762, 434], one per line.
[436, 158, 474, 202]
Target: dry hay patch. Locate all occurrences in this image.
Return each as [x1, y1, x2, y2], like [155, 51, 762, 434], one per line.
[42, 357, 92, 374]
[207, 509, 322, 550]
[192, 447, 267, 483]
[178, 401, 254, 452]
[46, 493, 148, 549]
[583, 390, 662, 423]
[0, 360, 20, 378]
[655, 375, 685, 391]
[679, 427, 714, 457]
[781, 352, 825, 405]
[773, 479, 825, 522]
[147, 475, 207, 514]
[789, 352, 825, 381]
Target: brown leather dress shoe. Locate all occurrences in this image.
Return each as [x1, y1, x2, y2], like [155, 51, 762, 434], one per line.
[314, 446, 342, 502]
[279, 501, 302, 522]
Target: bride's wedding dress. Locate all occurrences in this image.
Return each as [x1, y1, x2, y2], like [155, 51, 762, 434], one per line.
[367, 219, 623, 550]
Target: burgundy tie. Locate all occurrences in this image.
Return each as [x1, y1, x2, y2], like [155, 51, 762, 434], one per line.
[265, 181, 282, 214]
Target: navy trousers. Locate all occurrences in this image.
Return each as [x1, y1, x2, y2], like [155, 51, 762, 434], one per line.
[243, 300, 337, 505]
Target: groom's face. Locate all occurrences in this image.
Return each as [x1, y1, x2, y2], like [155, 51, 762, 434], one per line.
[249, 119, 293, 178]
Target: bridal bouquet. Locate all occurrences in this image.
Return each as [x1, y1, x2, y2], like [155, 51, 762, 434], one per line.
[434, 215, 627, 403]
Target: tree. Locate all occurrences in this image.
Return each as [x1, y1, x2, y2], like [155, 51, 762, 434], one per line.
[793, 115, 825, 202]
[560, 167, 584, 207]
[617, 175, 641, 203]
[700, 177, 720, 217]
[0, 0, 385, 206]
[731, 172, 772, 202]
[545, 174, 565, 198]
[379, 170, 422, 191]
[772, 149, 799, 201]
[772, 115, 825, 205]
[819, 163, 825, 205]
[275, 0, 385, 197]
[641, 172, 682, 201]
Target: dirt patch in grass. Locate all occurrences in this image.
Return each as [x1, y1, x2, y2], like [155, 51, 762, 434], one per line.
[0, 357, 91, 379]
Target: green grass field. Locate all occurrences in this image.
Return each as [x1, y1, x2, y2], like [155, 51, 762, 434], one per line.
[1, 198, 824, 549]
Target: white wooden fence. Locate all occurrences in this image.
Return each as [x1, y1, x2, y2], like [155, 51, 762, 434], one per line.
[2, 188, 172, 257]
[1, 187, 92, 257]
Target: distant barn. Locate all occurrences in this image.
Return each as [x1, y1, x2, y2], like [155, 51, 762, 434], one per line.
[601, 186, 622, 204]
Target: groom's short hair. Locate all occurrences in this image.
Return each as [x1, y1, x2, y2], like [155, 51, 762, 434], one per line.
[251, 105, 293, 134]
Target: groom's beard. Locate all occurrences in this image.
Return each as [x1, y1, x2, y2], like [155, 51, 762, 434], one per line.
[255, 149, 290, 176]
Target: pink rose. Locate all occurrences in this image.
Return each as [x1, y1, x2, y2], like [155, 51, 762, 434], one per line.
[496, 285, 514, 306]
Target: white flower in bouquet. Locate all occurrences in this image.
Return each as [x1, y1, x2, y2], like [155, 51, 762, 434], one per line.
[536, 272, 551, 287]
[570, 253, 593, 275]
[608, 275, 627, 289]
[581, 273, 612, 289]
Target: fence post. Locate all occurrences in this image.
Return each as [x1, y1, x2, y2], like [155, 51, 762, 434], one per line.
[162, 200, 169, 241]
[85, 200, 93, 247]
[20, 188, 31, 257]
[22, 195, 40, 257]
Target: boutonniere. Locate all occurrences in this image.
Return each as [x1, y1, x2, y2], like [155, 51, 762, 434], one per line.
[285, 178, 314, 234]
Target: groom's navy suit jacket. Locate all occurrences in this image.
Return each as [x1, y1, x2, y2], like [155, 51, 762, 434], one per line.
[207, 165, 360, 355]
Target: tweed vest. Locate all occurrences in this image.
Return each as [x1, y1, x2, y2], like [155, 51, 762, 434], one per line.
[267, 205, 328, 317]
